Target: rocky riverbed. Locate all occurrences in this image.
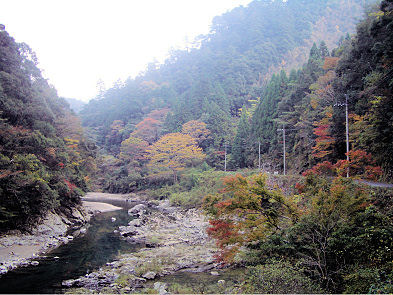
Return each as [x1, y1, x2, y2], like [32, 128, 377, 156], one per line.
[0, 193, 124, 277]
[0, 206, 91, 275]
[63, 200, 219, 294]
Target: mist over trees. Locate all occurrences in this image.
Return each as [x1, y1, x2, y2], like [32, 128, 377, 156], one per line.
[1, 0, 392, 292]
[80, 0, 387, 190]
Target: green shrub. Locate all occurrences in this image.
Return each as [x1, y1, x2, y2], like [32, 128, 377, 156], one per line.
[244, 260, 323, 294]
[134, 259, 163, 277]
[115, 274, 132, 288]
[136, 287, 158, 294]
[146, 184, 181, 200]
[168, 283, 194, 294]
[169, 168, 227, 208]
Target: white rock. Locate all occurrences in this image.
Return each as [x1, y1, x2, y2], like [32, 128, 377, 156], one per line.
[0, 266, 8, 274]
[128, 204, 147, 216]
[154, 282, 168, 295]
[142, 271, 157, 279]
[128, 219, 142, 227]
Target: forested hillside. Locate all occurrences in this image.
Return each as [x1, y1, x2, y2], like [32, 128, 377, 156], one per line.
[246, 0, 393, 179]
[80, 0, 383, 192]
[82, 0, 368, 149]
[0, 28, 95, 230]
[0, 0, 392, 293]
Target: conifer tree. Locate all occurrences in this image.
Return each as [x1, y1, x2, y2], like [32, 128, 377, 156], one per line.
[232, 108, 251, 168]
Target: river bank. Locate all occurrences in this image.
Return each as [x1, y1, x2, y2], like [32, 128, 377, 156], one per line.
[63, 199, 219, 294]
[0, 192, 123, 276]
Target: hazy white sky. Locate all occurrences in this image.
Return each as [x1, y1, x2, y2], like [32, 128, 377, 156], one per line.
[1, 0, 252, 101]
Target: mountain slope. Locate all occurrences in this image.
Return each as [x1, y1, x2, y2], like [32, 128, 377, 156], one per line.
[0, 27, 95, 230]
[81, 0, 369, 155]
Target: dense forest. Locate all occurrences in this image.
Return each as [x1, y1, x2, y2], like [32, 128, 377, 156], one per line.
[1, 0, 393, 293]
[79, 0, 388, 192]
[0, 28, 95, 230]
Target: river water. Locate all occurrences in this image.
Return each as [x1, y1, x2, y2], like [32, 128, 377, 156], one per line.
[0, 200, 140, 294]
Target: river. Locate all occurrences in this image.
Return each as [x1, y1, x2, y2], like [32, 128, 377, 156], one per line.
[0, 200, 141, 294]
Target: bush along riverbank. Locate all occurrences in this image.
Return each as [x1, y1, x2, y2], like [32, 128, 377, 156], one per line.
[63, 199, 220, 294]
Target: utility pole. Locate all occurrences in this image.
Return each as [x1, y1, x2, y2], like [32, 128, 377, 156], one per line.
[345, 94, 349, 177]
[283, 126, 286, 176]
[258, 140, 261, 172]
[277, 125, 286, 176]
[224, 141, 227, 172]
[334, 94, 350, 177]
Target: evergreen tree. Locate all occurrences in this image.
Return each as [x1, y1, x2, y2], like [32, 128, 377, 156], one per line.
[232, 109, 251, 168]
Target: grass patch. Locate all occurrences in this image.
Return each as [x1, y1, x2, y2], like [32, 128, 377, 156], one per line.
[134, 259, 164, 277]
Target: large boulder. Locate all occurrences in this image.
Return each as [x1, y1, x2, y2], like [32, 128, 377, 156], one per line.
[128, 204, 147, 217]
[118, 226, 138, 237]
[142, 271, 157, 279]
[128, 218, 142, 227]
[33, 212, 68, 236]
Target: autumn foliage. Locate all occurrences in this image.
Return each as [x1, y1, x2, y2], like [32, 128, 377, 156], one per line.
[132, 117, 160, 144]
[305, 149, 382, 180]
[181, 120, 210, 145]
[147, 133, 205, 182]
[120, 136, 149, 163]
[203, 174, 299, 262]
[322, 57, 340, 70]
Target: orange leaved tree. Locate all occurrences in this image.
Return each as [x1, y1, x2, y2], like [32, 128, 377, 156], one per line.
[132, 117, 160, 144]
[203, 174, 299, 262]
[147, 133, 205, 183]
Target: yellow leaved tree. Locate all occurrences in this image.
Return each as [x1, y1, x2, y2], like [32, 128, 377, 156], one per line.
[147, 133, 205, 182]
[181, 120, 210, 145]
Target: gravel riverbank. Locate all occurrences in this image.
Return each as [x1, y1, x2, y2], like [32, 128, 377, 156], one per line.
[0, 192, 126, 276]
[0, 206, 90, 275]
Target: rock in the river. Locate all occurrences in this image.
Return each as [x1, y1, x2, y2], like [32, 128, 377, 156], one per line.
[142, 271, 157, 279]
[118, 225, 138, 237]
[111, 217, 116, 222]
[0, 266, 8, 274]
[128, 204, 147, 217]
[154, 282, 168, 295]
[128, 218, 142, 227]
[62, 278, 80, 287]
[211, 271, 219, 276]
[31, 261, 39, 266]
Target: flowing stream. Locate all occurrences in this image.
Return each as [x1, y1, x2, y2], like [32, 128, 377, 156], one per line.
[0, 200, 140, 294]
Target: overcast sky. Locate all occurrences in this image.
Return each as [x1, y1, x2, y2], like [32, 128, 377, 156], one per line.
[1, 0, 252, 101]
